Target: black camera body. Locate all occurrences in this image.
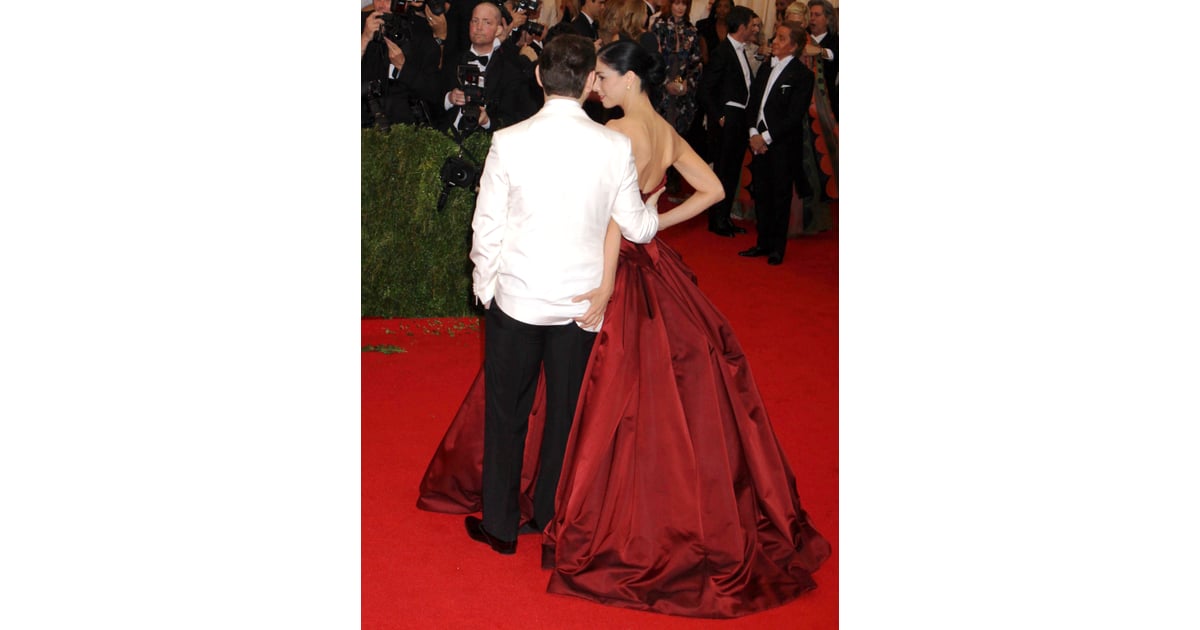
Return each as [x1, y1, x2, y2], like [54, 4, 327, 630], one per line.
[363, 79, 391, 131]
[376, 0, 445, 45]
[440, 156, 479, 190]
[518, 21, 545, 37]
[437, 156, 480, 211]
[515, 0, 540, 13]
[389, 0, 445, 15]
[457, 64, 487, 131]
[376, 10, 413, 45]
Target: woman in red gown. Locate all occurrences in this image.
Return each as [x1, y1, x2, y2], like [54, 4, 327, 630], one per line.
[418, 40, 829, 619]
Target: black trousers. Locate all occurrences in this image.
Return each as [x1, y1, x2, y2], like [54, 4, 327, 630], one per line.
[481, 305, 596, 541]
[750, 146, 794, 257]
[708, 106, 749, 229]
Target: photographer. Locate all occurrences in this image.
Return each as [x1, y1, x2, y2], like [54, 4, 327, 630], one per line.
[361, 0, 448, 128]
[438, 1, 537, 133]
[499, 0, 547, 108]
[502, 0, 545, 62]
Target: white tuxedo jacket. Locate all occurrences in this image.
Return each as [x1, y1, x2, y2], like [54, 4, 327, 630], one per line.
[470, 98, 659, 328]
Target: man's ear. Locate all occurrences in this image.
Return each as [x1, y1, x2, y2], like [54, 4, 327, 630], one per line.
[582, 70, 597, 98]
[535, 65, 544, 89]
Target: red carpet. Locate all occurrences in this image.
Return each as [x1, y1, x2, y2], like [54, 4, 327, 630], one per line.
[363, 209, 838, 628]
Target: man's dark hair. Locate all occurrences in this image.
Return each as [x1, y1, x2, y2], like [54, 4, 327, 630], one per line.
[806, 0, 836, 33]
[779, 20, 806, 48]
[726, 5, 756, 32]
[538, 34, 597, 97]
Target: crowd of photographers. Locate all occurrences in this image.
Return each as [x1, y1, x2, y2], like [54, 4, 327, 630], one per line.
[361, 0, 554, 134]
[360, 0, 838, 139]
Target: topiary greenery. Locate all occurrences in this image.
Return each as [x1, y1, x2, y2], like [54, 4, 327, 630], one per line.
[362, 126, 493, 317]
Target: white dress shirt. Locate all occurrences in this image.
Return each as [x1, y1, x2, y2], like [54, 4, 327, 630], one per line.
[749, 55, 794, 145]
[726, 36, 752, 109]
[470, 98, 659, 330]
[445, 38, 500, 130]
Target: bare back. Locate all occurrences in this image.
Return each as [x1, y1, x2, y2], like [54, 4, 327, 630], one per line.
[604, 101, 724, 231]
[606, 110, 683, 194]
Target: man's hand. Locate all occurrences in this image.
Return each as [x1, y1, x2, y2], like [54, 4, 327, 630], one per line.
[508, 10, 528, 32]
[425, 5, 448, 39]
[477, 106, 491, 127]
[363, 11, 385, 39]
[572, 284, 614, 330]
[385, 37, 406, 69]
[802, 43, 824, 58]
[449, 88, 468, 107]
[362, 10, 385, 54]
[749, 134, 768, 155]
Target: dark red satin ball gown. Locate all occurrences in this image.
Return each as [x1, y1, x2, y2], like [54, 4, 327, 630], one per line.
[417, 188, 830, 618]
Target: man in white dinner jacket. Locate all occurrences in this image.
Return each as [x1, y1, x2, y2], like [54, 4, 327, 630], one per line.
[464, 33, 661, 557]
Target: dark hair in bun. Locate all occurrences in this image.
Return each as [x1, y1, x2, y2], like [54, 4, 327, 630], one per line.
[597, 40, 666, 98]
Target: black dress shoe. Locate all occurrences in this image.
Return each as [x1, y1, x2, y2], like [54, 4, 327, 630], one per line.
[465, 516, 516, 555]
[708, 225, 736, 237]
[767, 253, 784, 266]
[738, 246, 767, 257]
[730, 224, 747, 234]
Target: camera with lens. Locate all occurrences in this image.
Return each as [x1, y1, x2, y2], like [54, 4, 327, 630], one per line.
[437, 156, 481, 211]
[440, 156, 479, 190]
[457, 64, 487, 131]
[375, 0, 446, 46]
[517, 21, 544, 37]
[376, 5, 413, 45]
[514, 0, 540, 13]
[362, 79, 391, 131]
[388, 0, 446, 18]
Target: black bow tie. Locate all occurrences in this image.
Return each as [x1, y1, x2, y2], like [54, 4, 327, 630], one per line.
[466, 53, 489, 66]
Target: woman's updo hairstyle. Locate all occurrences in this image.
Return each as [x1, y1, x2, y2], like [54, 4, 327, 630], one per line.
[597, 40, 666, 98]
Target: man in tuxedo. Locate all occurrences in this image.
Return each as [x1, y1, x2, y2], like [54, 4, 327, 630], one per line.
[465, 34, 661, 556]
[738, 21, 814, 265]
[439, 1, 538, 132]
[570, 0, 605, 41]
[697, 5, 760, 237]
[570, 0, 607, 121]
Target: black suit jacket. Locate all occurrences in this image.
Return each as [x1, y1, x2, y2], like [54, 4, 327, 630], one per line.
[361, 10, 444, 127]
[438, 44, 538, 131]
[570, 13, 599, 39]
[698, 37, 751, 121]
[745, 57, 814, 150]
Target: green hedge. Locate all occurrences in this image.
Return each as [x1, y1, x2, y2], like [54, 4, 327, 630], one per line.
[361, 126, 492, 317]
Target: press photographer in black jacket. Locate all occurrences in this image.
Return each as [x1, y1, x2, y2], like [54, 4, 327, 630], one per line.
[361, 0, 449, 128]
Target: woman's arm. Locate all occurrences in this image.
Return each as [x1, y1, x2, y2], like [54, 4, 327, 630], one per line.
[656, 138, 723, 230]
